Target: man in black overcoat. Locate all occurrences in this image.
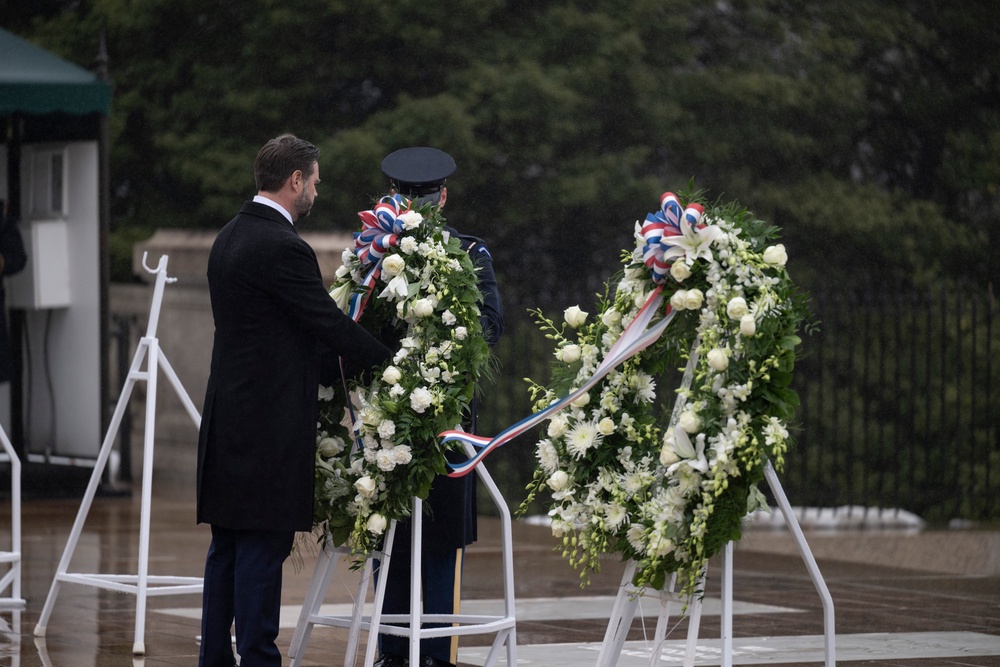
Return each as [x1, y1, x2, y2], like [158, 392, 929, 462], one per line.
[196, 134, 392, 667]
[374, 147, 504, 667]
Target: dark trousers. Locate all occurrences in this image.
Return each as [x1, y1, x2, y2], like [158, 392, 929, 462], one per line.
[378, 547, 463, 664]
[199, 525, 295, 667]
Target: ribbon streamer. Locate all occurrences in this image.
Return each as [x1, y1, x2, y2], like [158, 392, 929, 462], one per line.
[346, 194, 410, 322]
[641, 192, 705, 283]
[439, 286, 675, 477]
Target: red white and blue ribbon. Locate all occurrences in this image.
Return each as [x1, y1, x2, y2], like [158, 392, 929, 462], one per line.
[438, 286, 676, 477]
[347, 194, 409, 321]
[355, 194, 407, 265]
[342, 194, 413, 448]
[640, 192, 704, 284]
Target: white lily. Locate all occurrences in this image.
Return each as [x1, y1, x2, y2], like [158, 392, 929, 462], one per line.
[668, 426, 709, 474]
[330, 282, 352, 312]
[661, 218, 724, 264]
[379, 274, 409, 300]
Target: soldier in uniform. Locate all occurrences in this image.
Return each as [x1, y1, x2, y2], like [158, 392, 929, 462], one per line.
[374, 147, 503, 667]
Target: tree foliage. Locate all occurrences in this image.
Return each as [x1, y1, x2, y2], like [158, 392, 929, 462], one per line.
[8, 0, 999, 298]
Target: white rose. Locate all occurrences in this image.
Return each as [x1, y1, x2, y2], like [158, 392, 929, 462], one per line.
[670, 290, 688, 310]
[763, 243, 788, 266]
[547, 415, 569, 438]
[601, 309, 621, 327]
[740, 314, 757, 337]
[597, 417, 616, 436]
[669, 261, 691, 282]
[381, 366, 402, 385]
[382, 254, 406, 277]
[354, 476, 377, 499]
[410, 298, 434, 317]
[366, 513, 388, 535]
[442, 309, 457, 325]
[559, 344, 582, 363]
[571, 391, 590, 408]
[454, 326, 468, 340]
[706, 348, 729, 372]
[563, 305, 588, 328]
[678, 410, 701, 434]
[683, 289, 704, 310]
[727, 296, 749, 320]
[398, 210, 423, 230]
[649, 534, 675, 558]
[317, 436, 345, 458]
[547, 470, 570, 492]
[412, 298, 435, 318]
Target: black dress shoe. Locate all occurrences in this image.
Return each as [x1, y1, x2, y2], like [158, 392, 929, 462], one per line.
[372, 653, 408, 667]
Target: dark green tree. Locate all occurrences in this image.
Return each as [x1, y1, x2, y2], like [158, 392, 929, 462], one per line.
[10, 0, 998, 296]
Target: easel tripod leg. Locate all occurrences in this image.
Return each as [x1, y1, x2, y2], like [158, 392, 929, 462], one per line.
[764, 462, 836, 667]
[33, 340, 149, 638]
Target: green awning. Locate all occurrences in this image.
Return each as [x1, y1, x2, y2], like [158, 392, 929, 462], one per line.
[0, 28, 111, 117]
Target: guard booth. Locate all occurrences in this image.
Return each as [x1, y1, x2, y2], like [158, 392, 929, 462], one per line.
[0, 28, 112, 488]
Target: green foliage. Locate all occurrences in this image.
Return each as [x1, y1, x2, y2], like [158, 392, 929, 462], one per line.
[314, 195, 492, 559]
[15, 0, 997, 293]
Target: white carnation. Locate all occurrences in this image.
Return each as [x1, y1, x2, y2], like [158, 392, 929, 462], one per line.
[398, 210, 423, 230]
[377, 420, 396, 439]
[409, 387, 433, 413]
[400, 236, 418, 254]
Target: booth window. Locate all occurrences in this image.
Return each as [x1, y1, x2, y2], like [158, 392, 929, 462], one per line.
[29, 149, 67, 218]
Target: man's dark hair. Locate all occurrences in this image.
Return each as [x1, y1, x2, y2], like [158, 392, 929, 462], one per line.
[254, 134, 320, 192]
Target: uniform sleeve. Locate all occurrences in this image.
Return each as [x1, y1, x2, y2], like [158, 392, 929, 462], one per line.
[469, 243, 504, 348]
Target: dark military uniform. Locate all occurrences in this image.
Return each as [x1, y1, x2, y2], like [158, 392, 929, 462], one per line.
[388, 228, 502, 556]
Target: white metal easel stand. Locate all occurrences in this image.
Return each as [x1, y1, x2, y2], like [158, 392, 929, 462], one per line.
[32, 253, 204, 655]
[598, 461, 836, 667]
[597, 565, 706, 667]
[289, 444, 518, 667]
[0, 423, 25, 611]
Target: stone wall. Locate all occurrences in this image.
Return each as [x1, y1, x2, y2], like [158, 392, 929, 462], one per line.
[111, 228, 353, 486]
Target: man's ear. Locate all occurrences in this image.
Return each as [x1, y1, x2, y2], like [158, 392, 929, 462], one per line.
[289, 169, 304, 193]
[438, 186, 448, 209]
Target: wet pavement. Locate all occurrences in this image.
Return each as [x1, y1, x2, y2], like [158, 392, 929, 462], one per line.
[2, 479, 1000, 666]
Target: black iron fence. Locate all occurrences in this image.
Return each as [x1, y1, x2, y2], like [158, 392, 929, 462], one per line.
[476, 285, 999, 526]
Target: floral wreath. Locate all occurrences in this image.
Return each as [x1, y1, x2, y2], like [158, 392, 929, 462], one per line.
[519, 191, 808, 599]
[314, 193, 491, 559]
